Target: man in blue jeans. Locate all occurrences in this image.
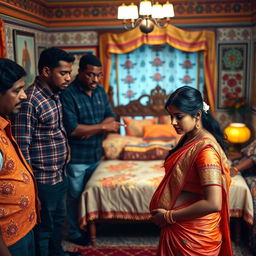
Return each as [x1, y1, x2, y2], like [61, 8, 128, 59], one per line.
[61, 54, 121, 245]
[11, 48, 74, 256]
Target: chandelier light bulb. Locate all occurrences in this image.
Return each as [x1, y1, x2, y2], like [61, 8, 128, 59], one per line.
[127, 3, 139, 19]
[163, 2, 174, 18]
[139, 0, 152, 16]
[152, 3, 164, 19]
[117, 4, 128, 20]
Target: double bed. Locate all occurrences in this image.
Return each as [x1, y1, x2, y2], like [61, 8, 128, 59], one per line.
[78, 85, 254, 245]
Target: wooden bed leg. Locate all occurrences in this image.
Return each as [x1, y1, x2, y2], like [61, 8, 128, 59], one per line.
[233, 218, 241, 244]
[88, 221, 96, 246]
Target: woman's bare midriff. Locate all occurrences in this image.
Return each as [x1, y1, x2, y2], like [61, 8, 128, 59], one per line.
[173, 190, 202, 208]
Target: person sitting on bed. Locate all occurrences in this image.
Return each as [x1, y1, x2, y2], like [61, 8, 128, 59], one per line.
[150, 86, 233, 255]
[61, 54, 121, 246]
[229, 139, 256, 252]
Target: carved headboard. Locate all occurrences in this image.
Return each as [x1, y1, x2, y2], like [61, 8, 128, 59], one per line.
[108, 85, 170, 118]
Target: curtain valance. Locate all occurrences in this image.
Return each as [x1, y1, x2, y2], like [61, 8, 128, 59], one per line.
[99, 25, 216, 112]
[0, 19, 6, 58]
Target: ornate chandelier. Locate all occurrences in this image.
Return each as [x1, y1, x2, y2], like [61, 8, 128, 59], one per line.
[117, 1, 175, 34]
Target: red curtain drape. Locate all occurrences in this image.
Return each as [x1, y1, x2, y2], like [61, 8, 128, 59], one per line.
[99, 25, 216, 113]
[0, 19, 6, 58]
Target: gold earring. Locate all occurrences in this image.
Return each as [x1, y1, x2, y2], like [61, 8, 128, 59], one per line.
[196, 123, 200, 129]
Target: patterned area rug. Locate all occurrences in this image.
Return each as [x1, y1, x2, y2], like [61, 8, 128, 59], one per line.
[75, 246, 157, 256]
[62, 223, 254, 256]
[63, 243, 253, 256]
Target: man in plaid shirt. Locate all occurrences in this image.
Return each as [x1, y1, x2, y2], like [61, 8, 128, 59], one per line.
[61, 54, 121, 246]
[11, 47, 74, 256]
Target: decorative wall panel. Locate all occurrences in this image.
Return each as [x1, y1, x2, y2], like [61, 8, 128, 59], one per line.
[217, 28, 251, 42]
[217, 43, 248, 109]
[48, 31, 98, 46]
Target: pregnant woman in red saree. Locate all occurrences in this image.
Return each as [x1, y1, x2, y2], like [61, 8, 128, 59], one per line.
[150, 86, 233, 256]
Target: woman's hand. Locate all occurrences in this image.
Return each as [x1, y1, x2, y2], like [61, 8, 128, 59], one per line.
[150, 208, 167, 227]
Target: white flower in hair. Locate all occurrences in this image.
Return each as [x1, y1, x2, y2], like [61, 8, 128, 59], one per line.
[203, 102, 210, 113]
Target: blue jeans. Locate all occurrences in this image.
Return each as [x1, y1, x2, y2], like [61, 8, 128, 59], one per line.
[67, 162, 99, 239]
[34, 177, 68, 256]
[8, 230, 35, 256]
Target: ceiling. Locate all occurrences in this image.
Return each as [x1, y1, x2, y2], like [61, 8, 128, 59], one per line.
[1, 0, 255, 29]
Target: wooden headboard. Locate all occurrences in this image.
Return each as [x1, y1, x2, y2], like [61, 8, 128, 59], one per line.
[108, 85, 170, 117]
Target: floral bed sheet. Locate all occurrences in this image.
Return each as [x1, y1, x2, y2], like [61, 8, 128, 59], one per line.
[79, 160, 164, 229]
[79, 160, 254, 230]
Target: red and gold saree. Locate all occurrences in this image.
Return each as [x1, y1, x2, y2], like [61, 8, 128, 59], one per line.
[150, 138, 233, 256]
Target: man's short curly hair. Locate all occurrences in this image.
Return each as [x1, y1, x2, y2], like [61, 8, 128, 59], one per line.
[0, 58, 26, 94]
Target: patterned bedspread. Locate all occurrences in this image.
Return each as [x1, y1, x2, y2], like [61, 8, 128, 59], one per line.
[230, 173, 254, 225]
[79, 160, 254, 230]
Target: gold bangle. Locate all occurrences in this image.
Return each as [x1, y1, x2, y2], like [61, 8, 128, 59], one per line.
[233, 167, 238, 173]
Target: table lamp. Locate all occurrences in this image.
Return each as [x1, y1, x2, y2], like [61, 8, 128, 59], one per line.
[224, 122, 251, 152]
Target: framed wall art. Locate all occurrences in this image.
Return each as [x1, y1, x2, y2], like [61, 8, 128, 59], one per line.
[252, 42, 256, 112]
[60, 46, 98, 81]
[217, 43, 248, 109]
[13, 30, 36, 87]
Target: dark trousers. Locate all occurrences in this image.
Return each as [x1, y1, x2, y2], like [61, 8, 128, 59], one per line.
[34, 177, 68, 256]
[66, 162, 99, 239]
[8, 230, 35, 256]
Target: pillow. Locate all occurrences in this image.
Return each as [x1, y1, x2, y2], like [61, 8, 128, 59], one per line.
[143, 124, 178, 141]
[121, 142, 174, 160]
[158, 115, 170, 124]
[102, 134, 143, 160]
[122, 117, 158, 137]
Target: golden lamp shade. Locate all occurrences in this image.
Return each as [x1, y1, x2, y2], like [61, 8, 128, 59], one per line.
[224, 123, 251, 144]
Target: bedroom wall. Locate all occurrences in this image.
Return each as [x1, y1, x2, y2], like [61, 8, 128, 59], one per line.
[251, 24, 256, 137]
[3, 21, 98, 75]
[1, 0, 255, 137]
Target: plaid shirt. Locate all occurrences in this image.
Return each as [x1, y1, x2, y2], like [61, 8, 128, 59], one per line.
[61, 78, 115, 164]
[11, 78, 68, 185]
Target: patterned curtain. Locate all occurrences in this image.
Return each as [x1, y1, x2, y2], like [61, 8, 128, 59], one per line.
[99, 25, 216, 112]
[110, 44, 204, 106]
[0, 19, 6, 58]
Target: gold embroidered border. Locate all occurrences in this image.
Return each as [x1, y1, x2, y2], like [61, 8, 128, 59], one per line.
[198, 165, 222, 185]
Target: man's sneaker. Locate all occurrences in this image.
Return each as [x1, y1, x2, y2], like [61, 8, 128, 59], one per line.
[64, 252, 82, 256]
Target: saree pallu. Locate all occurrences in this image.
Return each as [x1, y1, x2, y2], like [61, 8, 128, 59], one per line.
[150, 138, 233, 256]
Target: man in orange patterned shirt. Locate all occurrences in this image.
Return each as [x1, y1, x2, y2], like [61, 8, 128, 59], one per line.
[0, 58, 39, 256]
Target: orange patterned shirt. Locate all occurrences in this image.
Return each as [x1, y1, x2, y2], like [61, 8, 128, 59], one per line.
[0, 116, 39, 246]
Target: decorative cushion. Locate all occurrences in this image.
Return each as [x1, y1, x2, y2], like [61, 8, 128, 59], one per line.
[102, 134, 143, 160]
[122, 117, 158, 137]
[158, 115, 170, 124]
[143, 124, 178, 141]
[121, 141, 175, 160]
